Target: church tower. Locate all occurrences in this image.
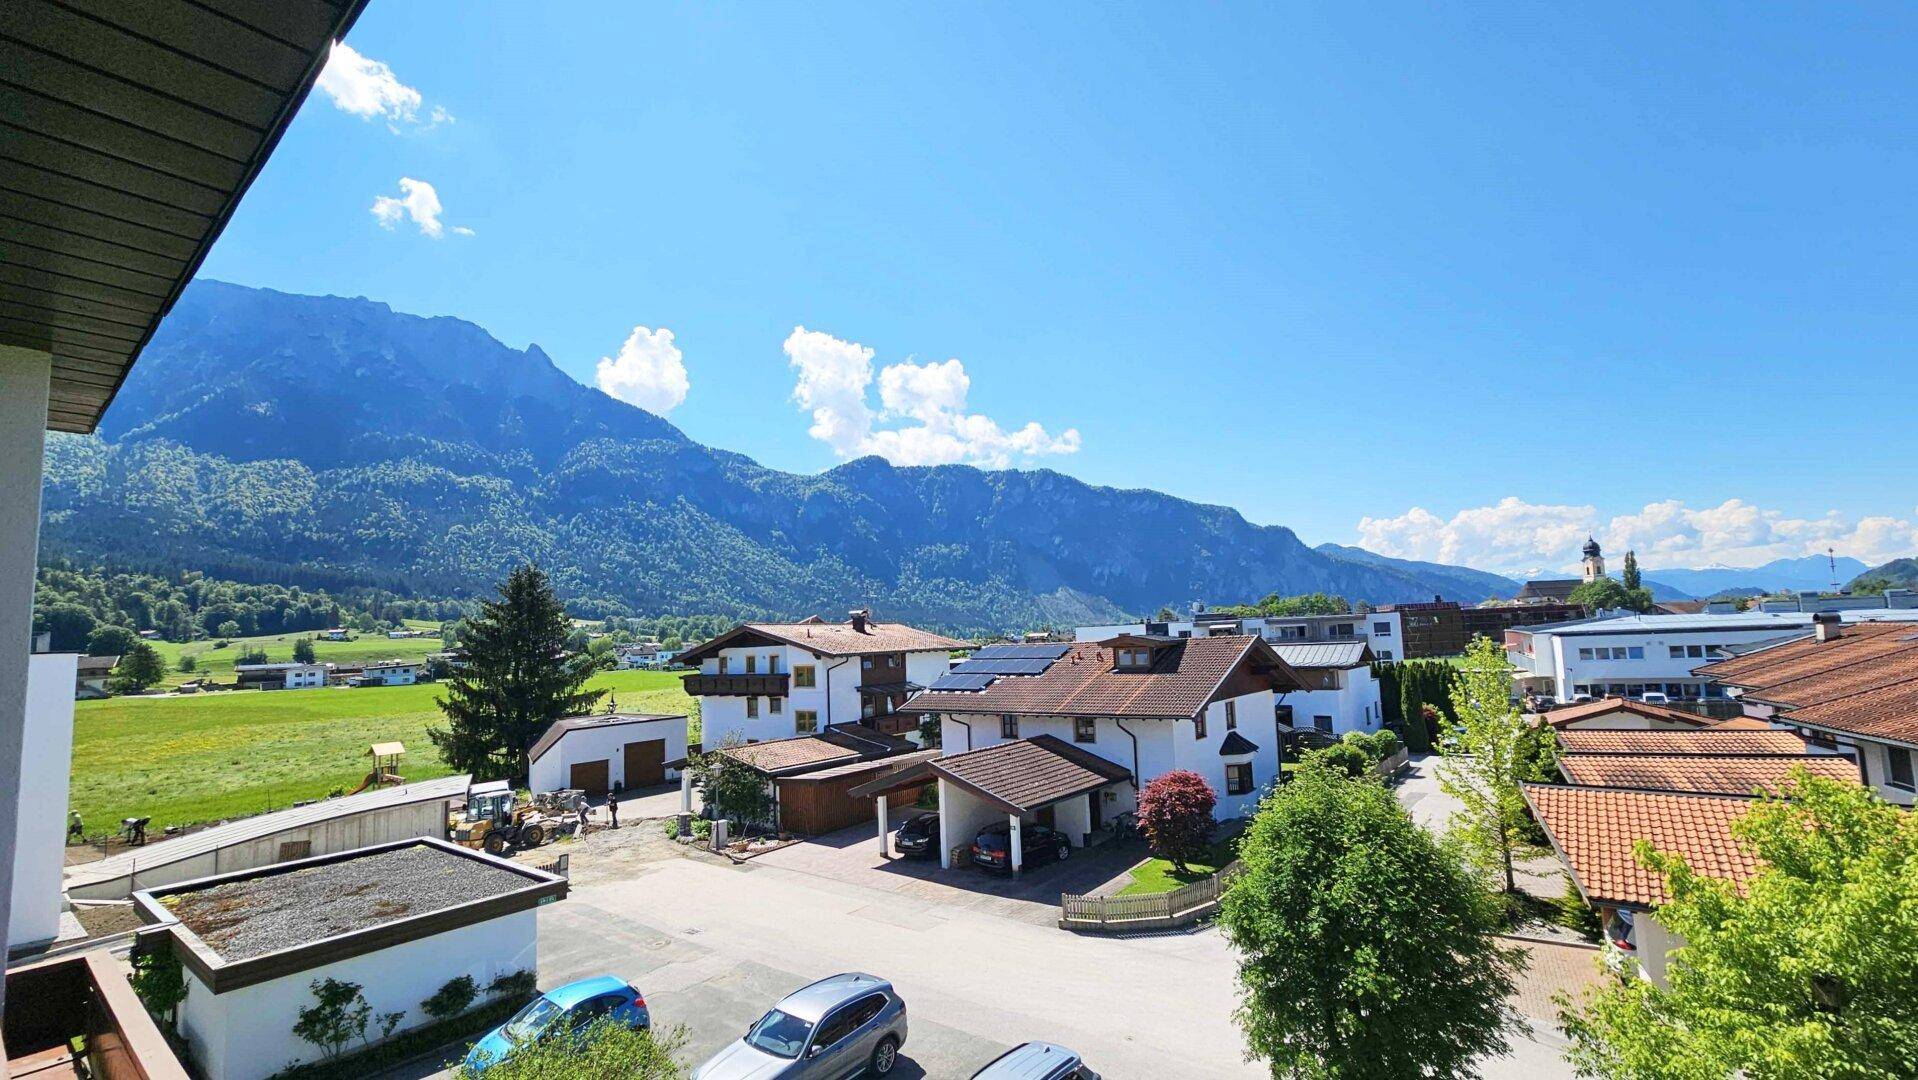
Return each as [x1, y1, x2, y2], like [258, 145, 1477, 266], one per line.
[1581, 537, 1605, 583]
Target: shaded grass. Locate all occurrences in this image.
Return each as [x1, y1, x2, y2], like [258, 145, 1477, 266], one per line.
[70, 669, 695, 832]
[1116, 834, 1241, 896]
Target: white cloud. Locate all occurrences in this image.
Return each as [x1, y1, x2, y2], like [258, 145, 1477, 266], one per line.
[1356, 497, 1918, 575]
[783, 328, 1080, 468]
[594, 326, 689, 415]
[317, 43, 451, 130]
[369, 178, 469, 239]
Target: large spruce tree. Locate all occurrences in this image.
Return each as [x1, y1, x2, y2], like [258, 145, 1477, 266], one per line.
[430, 564, 604, 781]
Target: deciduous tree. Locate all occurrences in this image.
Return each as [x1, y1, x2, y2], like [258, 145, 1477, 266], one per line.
[292, 636, 317, 663]
[86, 624, 138, 657]
[113, 642, 165, 691]
[1440, 636, 1530, 893]
[1137, 769, 1217, 873]
[430, 564, 604, 781]
[1560, 773, 1918, 1079]
[1220, 759, 1525, 1079]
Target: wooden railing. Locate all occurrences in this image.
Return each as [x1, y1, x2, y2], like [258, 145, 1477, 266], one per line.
[1060, 861, 1244, 932]
[681, 672, 790, 697]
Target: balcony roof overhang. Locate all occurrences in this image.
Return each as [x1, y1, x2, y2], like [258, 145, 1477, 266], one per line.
[1, 0, 372, 433]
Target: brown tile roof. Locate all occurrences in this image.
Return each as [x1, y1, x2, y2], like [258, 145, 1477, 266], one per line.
[900, 636, 1303, 719]
[1557, 754, 1860, 795]
[1536, 696, 1716, 729]
[1555, 729, 1808, 756]
[1524, 784, 1761, 908]
[679, 619, 971, 662]
[715, 726, 906, 776]
[928, 735, 1134, 814]
[1695, 621, 1918, 748]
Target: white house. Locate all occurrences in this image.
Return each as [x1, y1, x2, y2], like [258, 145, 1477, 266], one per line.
[234, 662, 328, 691]
[1077, 610, 1404, 658]
[1270, 641, 1383, 736]
[358, 659, 422, 686]
[861, 635, 1308, 870]
[135, 838, 563, 1080]
[527, 712, 688, 796]
[1503, 609, 1918, 704]
[8, 652, 76, 952]
[678, 611, 969, 745]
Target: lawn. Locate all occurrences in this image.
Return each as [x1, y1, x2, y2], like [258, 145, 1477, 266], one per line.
[68, 668, 696, 833]
[146, 621, 446, 688]
[1116, 835, 1241, 896]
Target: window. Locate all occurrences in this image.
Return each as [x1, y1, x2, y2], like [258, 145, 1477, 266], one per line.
[769, 696, 783, 715]
[816, 994, 888, 1051]
[794, 710, 818, 734]
[1578, 648, 1594, 661]
[277, 839, 312, 861]
[793, 665, 816, 688]
[1226, 763, 1254, 795]
[718, 656, 729, 674]
[1627, 646, 1644, 660]
[1001, 715, 1019, 739]
[1686, 644, 1704, 659]
[745, 654, 757, 674]
[1074, 717, 1097, 743]
[1373, 621, 1392, 635]
[746, 696, 759, 718]
[1889, 746, 1915, 791]
[1669, 646, 1685, 658]
[1377, 649, 1394, 660]
[1224, 700, 1237, 729]
[1314, 714, 1333, 733]
[766, 654, 779, 673]
[1194, 713, 1208, 739]
[862, 657, 873, 669]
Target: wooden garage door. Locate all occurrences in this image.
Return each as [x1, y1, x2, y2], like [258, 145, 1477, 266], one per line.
[570, 759, 610, 795]
[623, 739, 666, 788]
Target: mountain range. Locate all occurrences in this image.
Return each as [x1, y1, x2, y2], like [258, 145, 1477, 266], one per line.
[1645, 555, 1870, 598]
[40, 281, 1529, 633]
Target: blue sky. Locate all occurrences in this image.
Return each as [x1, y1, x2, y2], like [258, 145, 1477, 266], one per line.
[197, 3, 1918, 577]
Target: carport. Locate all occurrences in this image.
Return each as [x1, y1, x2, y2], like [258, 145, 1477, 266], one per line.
[850, 736, 1132, 872]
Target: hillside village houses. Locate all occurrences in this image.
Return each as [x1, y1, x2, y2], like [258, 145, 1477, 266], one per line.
[678, 610, 969, 743]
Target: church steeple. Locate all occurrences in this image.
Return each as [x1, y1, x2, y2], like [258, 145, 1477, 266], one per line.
[1581, 537, 1605, 583]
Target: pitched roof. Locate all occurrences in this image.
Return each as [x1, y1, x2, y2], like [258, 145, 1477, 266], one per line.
[714, 725, 911, 776]
[677, 619, 971, 662]
[1555, 729, 1809, 756]
[1524, 784, 1760, 909]
[901, 636, 1304, 720]
[1536, 696, 1716, 729]
[924, 735, 1134, 814]
[1557, 754, 1860, 795]
[1518, 579, 1581, 601]
[1695, 621, 1918, 748]
[1270, 641, 1372, 669]
[1218, 731, 1261, 756]
[529, 713, 686, 765]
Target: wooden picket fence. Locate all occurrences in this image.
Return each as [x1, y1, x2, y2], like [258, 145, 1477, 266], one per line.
[1060, 861, 1243, 933]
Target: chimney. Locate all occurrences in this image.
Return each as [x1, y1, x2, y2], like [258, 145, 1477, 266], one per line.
[1813, 612, 1842, 643]
[849, 608, 870, 633]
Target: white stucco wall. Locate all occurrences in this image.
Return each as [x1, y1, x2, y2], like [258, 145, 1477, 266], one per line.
[178, 908, 538, 1080]
[528, 716, 687, 793]
[1280, 668, 1383, 737]
[9, 652, 76, 949]
[1850, 738, 1917, 807]
[1635, 912, 1680, 986]
[935, 778, 1008, 869]
[698, 645, 947, 744]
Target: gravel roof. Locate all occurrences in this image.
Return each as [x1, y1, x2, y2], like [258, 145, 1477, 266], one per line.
[165, 844, 531, 961]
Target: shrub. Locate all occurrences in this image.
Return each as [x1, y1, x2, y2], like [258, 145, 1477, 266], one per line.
[421, 975, 478, 1021]
[1137, 769, 1217, 873]
[449, 1018, 687, 1079]
[487, 969, 537, 1002]
[292, 978, 374, 1059]
[1308, 742, 1371, 779]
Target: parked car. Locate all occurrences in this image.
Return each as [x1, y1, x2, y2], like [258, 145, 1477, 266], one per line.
[694, 972, 907, 1078]
[463, 976, 650, 1073]
[970, 822, 1070, 872]
[971, 1041, 1101, 1079]
[892, 813, 939, 859]
[1638, 691, 1671, 704]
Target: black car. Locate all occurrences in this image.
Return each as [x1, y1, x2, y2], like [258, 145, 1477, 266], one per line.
[970, 822, 1070, 872]
[893, 813, 940, 859]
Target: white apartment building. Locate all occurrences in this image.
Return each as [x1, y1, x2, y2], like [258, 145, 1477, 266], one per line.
[1271, 641, 1385, 736]
[1076, 610, 1405, 659]
[359, 660, 422, 686]
[234, 662, 328, 691]
[1505, 609, 1918, 704]
[678, 612, 968, 744]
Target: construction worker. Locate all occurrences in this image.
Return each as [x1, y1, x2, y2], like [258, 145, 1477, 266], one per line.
[608, 792, 619, 829]
[68, 810, 83, 843]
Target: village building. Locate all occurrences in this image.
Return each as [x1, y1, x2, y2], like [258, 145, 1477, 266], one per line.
[234, 662, 329, 691]
[1269, 641, 1384, 736]
[527, 712, 688, 796]
[73, 654, 117, 699]
[708, 728, 929, 835]
[1533, 696, 1722, 731]
[678, 611, 968, 744]
[357, 659, 422, 686]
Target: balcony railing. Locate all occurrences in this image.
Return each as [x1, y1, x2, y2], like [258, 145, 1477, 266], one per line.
[5, 948, 189, 1079]
[682, 672, 790, 697]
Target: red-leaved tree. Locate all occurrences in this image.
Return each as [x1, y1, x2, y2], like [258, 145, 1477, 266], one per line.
[1137, 769, 1218, 873]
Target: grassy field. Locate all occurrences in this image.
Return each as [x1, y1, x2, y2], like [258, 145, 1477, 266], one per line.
[1116, 835, 1241, 896]
[145, 620, 445, 688]
[68, 669, 696, 833]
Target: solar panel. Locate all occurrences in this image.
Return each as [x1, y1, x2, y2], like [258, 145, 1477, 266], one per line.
[930, 673, 997, 692]
[972, 644, 1071, 661]
[951, 656, 1058, 676]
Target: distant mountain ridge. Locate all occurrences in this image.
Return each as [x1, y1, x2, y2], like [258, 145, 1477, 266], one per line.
[1646, 555, 1870, 598]
[41, 281, 1540, 633]
[1313, 543, 1519, 603]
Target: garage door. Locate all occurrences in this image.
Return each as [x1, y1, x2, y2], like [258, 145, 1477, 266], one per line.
[624, 739, 665, 787]
[570, 759, 610, 795]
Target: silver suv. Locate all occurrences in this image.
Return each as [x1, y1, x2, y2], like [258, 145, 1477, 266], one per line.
[970, 1042, 1100, 1079]
[693, 972, 907, 1078]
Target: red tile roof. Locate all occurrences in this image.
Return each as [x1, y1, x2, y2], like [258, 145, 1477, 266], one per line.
[1555, 729, 1809, 755]
[1695, 621, 1918, 748]
[901, 636, 1304, 719]
[679, 619, 970, 662]
[927, 735, 1134, 814]
[1557, 754, 1860, 795]
[1524, 784, 1760, 908]
[1536, 696, 1716, 729]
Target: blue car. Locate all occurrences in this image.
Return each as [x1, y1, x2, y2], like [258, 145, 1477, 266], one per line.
[463, 975, 650, 1073]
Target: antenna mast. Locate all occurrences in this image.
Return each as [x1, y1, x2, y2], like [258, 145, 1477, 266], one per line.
[1828, 546, 1839, 594]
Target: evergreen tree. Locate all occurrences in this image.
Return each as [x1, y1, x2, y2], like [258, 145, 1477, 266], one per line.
[429, 565, 604, 781]
[1622, 549, 1642, 591]
[292, 636, 317, 663]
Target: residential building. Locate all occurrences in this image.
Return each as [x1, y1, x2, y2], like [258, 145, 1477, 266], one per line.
[1533, 696, 1720, 731]
[614, 643, 679, 669]
[74, 654, 118, 699]
[678, 611, 968, 743]
[1376, 600, 1466, 657]
[1696, 615, 1918, 806]
[710, 728, 927, 835]
[358, 659, 422, 686]
[1076, 609, 1406, 658]
[1753, 590, 1918, 614]
[1503, 609, 1918, 703]
[135, 838, 563, 1080]
[9, 654, 75, 953]
[234, 662, 328, 691]
[1270, 641, 1384, 736]
[527, 713, 688, 796]
[884, 635, 1309, 869]
[319, 628, 352, 641]
[1459, 602, 1588, 641]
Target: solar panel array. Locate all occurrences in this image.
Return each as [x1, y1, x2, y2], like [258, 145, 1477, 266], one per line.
[928, 672, 998, 692]
[972, 644, 1072, 660]
[952, 657, 1054, 675]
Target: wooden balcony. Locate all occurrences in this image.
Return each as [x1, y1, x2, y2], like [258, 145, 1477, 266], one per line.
[682, 672, 790, 697]
[5, 948, 189, 1079]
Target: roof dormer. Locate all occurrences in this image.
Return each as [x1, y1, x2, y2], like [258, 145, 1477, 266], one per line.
[1102, 633, 1169, 672]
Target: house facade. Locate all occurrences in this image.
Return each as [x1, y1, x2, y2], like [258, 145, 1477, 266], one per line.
[234, 663, 328, 691]
[889, 635, 1308, 867]
[1077, 610, 1407, 658]
[678, 612, 967, 744]
[1270, 642, 1384, 736]
[358, 660, 422, 686]
[527, 713, 688, 796]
